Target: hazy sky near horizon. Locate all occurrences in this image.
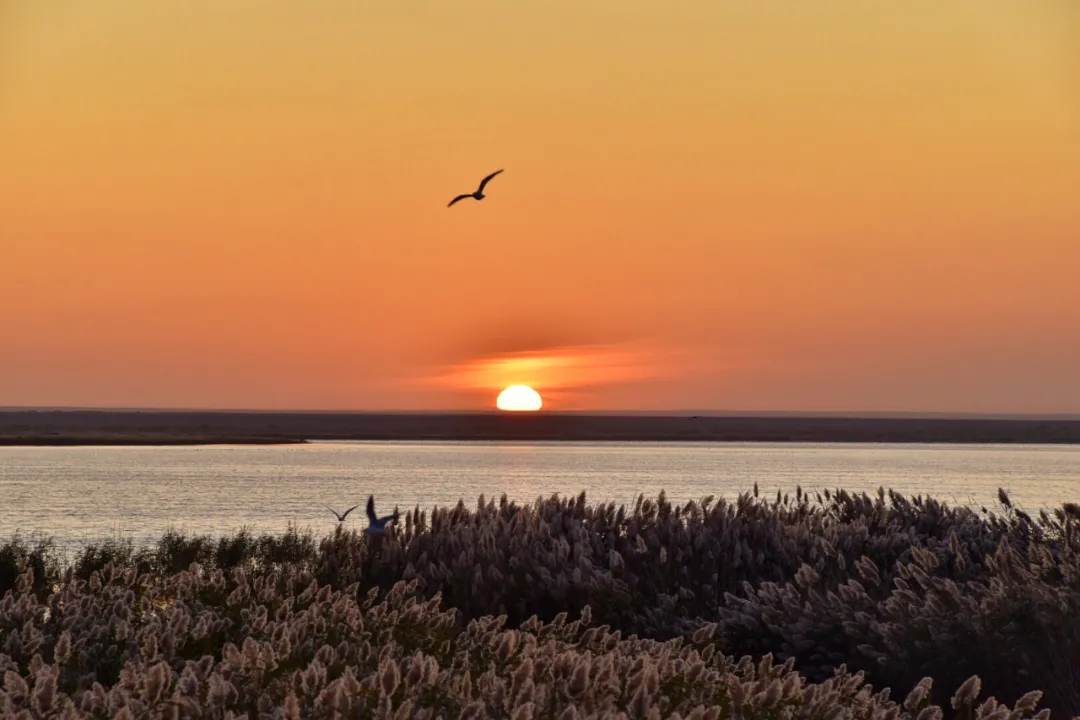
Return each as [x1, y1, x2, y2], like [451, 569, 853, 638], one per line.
[2, 1, 1079, 413]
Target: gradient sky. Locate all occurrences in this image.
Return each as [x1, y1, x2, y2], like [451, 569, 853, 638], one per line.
[2, 1, 1078, 413]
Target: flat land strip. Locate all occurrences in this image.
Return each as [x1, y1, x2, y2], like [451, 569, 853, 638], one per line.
[2, 410, 1080, 445]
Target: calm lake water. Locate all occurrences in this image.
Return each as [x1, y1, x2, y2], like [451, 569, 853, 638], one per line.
[2, 441, 1079, 549]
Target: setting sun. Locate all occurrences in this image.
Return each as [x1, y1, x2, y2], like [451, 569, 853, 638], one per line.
[496, 385, 543, 412]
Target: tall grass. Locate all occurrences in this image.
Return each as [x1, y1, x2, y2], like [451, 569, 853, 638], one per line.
[2, 486, 1078, 718]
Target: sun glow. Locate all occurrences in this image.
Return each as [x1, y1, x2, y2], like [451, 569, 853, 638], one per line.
[496, 385, 543, 412]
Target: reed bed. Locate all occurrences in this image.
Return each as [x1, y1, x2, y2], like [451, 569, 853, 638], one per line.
[2, 486, 1078, 718]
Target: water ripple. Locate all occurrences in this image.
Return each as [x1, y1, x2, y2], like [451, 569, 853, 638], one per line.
[2, 441, 1078, 549]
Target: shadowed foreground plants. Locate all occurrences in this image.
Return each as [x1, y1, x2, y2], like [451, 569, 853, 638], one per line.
[0, 567, 1050, 720]
[2, 487, 1078, 717]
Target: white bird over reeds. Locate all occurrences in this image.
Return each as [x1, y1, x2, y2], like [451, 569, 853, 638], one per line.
[365, 495, 400, 535]
[327, 504, 360, 522]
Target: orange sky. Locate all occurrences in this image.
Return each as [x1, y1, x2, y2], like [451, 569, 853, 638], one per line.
[1, 1, 1078, 413]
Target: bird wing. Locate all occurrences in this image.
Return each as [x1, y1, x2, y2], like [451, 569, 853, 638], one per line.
[342, 504, 359, 519]
[447, 194, 472, 207]
[327, 506, 342, 520]
[366, 495, 377, 523]
[477, 169, 503, 192]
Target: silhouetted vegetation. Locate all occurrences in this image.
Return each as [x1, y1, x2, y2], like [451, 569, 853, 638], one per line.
[3, 487, 1078, 718]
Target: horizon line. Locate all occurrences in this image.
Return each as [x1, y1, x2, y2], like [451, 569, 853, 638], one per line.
[2, 406, 1079, 421]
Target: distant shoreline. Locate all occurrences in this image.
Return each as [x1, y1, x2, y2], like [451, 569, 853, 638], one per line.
[0, 436, 305, 447]
[2, 409, 1080, 446]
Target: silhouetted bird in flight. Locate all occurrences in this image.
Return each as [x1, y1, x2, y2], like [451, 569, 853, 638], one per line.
[448, 169, 503, 207]
[327, 504, 360, 522]
[365, 495, 400, 535]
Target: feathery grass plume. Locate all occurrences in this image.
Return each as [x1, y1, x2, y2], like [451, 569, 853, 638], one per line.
[916, 707, 944, 720]
[905, 678, 934, 710]
[952, 676, 982, 709]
